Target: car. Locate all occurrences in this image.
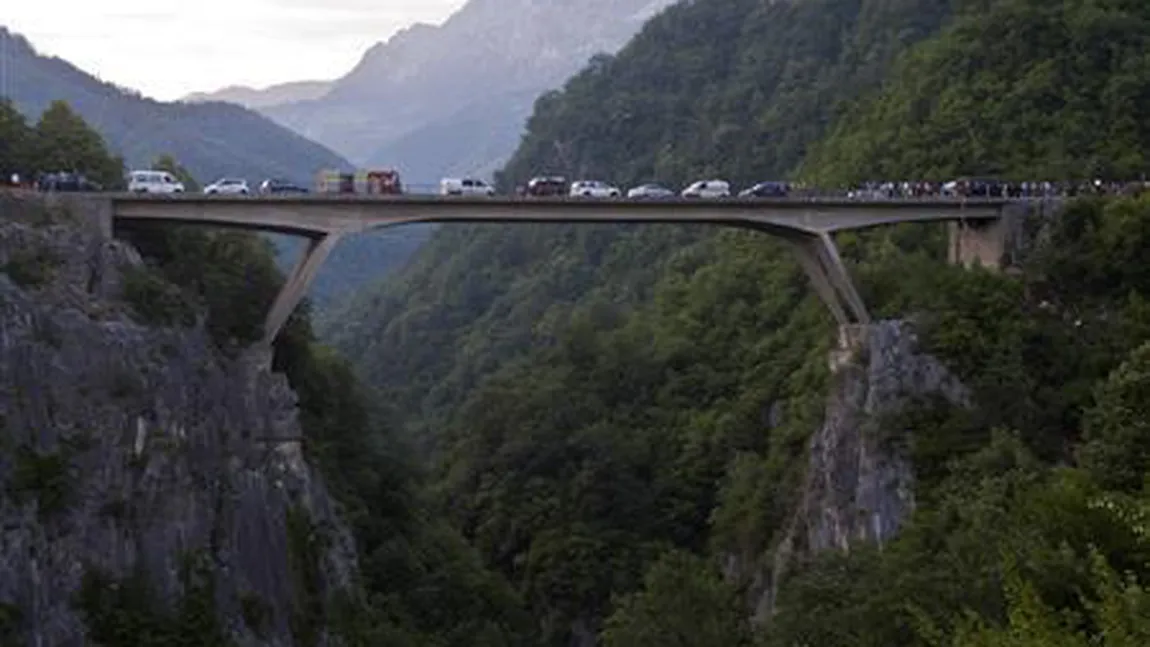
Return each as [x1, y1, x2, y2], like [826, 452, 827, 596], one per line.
[570, 180, 621, 198]
[36, 171, 101, 192]
[204, 178, 250, 195]
[441, 177, 496, 196]
[127, 170, 185, 194]
[681, 180, 730, 198]
[523, 176, 568, 197]
[739, 181, 789, 198]
[626, 183, 675, 199]
[259, 178, 309, 195]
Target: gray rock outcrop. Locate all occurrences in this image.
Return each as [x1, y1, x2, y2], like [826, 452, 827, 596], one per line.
[756, 320, 969, 622]
[0, 198, 358, 645]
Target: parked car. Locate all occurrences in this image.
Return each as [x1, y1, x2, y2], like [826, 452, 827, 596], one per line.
[570, 180, 621, 198]
[626, 183, 675, 199]
[441, 177, 496, 196]
[127, 170, 185, 194]
[36, 171, 101, 192]
[259, 178, 309, 194]
[739, 181, 789, 198]
[523, 176, 568, 197]
[203, 178, 250, 195]
[681, 180, 730, 198]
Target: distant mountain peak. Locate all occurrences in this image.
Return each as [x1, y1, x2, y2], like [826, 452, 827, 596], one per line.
[253, 0, 677, 176]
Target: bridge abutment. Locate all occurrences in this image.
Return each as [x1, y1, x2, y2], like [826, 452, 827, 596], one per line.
[948, 218, 1008, 269]
[829, 323, 868, 372]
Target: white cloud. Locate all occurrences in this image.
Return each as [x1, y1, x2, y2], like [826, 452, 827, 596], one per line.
[2, 0, 467, 100]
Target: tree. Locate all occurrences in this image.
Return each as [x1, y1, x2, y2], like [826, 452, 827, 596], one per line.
[600, 551, 751, 647]
[33, 99, 124, 188]
[1078, 342, 1150, 492]
[0, 99, 33, 180]
[153, 154, 201, 192]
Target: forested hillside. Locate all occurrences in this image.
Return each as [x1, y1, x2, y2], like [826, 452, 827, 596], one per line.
[0, 27, 351, 185]
[802, 0, 1150, 183]
[497, 0, 955, 190]
[324, 0, 1150, 645]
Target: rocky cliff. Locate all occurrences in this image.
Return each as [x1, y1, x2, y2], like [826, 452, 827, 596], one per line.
[0, 195, 358, 645]
[754, 320, 969, 621]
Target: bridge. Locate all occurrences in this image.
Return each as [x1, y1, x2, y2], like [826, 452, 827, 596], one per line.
[69, 193, 1024, 347]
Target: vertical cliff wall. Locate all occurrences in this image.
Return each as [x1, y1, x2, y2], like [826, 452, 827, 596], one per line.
[0, 197, 358, 645]
[757, 320, 969, 622]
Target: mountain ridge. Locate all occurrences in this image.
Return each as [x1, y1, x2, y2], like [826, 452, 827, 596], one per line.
[181, 0, 677, 182]
[0, 26, 353, 185]
[182, 79, 333, 109]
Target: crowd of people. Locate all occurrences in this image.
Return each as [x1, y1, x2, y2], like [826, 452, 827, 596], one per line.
[841, 177, 1148, 199]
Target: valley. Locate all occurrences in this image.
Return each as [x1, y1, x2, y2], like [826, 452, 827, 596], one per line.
[1, 0, 1150, 644]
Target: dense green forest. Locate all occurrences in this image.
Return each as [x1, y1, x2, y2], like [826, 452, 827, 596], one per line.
[802, 0, 1150, 183]
[324, 0, 1150, 644]
[0, 27, 352, 185]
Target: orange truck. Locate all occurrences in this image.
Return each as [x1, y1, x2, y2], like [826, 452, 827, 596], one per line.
[316, 168, 403, 194]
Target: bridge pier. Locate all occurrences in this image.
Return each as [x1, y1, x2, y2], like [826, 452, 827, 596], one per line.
[785, 232, 871, 327]
[263, 233, 342, 344]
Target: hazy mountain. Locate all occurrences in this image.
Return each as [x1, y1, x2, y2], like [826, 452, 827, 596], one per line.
[229, 0, 677, 182]
[0, 27, 352, 185]
[182, 80, 333, 109]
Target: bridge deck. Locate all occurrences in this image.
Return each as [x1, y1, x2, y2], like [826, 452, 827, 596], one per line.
[108, 193, 1016, 236]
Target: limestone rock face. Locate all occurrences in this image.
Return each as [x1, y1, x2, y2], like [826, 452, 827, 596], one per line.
[755, 320, 969, 622]
[0, 198, 357, 646]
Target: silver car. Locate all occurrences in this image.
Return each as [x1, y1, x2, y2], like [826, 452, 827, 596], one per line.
[626, 183, 675, 199]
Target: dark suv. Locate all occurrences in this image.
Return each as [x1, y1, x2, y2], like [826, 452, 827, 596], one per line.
[37, 171, 102, 192]
[522, 176, 567, 197]
[738, 181, 789, 198]
[259, 178, 310, 195]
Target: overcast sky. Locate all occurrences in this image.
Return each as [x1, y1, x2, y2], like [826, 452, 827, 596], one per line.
[3, 0, 467, 101]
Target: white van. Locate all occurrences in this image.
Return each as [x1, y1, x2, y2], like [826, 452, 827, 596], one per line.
[681, 180, 731, 198]
[440, 177, 495, 196]
[128, 170, 185, 194]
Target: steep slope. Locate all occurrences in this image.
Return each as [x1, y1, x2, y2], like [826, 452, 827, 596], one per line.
[182, 80, 333, 109]
[258, 0, 676, 178]
[324, 0, 1150, 645]
[498, 0, 954, 189]
[0, 27, 352, 185]
[0, 196, 359, 644]
[365, 88, 540, 184]
[801, 0, 1150, 184]
[0, 191, 532, 645]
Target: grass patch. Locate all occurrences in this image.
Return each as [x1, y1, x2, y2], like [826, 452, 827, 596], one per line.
[7, 443, 75, 518]
[239, 593, 272, 639]
[286, 505, 328, 647]
[121, 266, 197, 329]
[1, 248, 62, 288]
[75, 553, 234, 647]
[0, 601, 22, 645]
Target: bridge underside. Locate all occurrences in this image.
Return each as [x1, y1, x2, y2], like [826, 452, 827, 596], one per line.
[263, 225, 872, 346]
[102, 195, 1014, 346]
